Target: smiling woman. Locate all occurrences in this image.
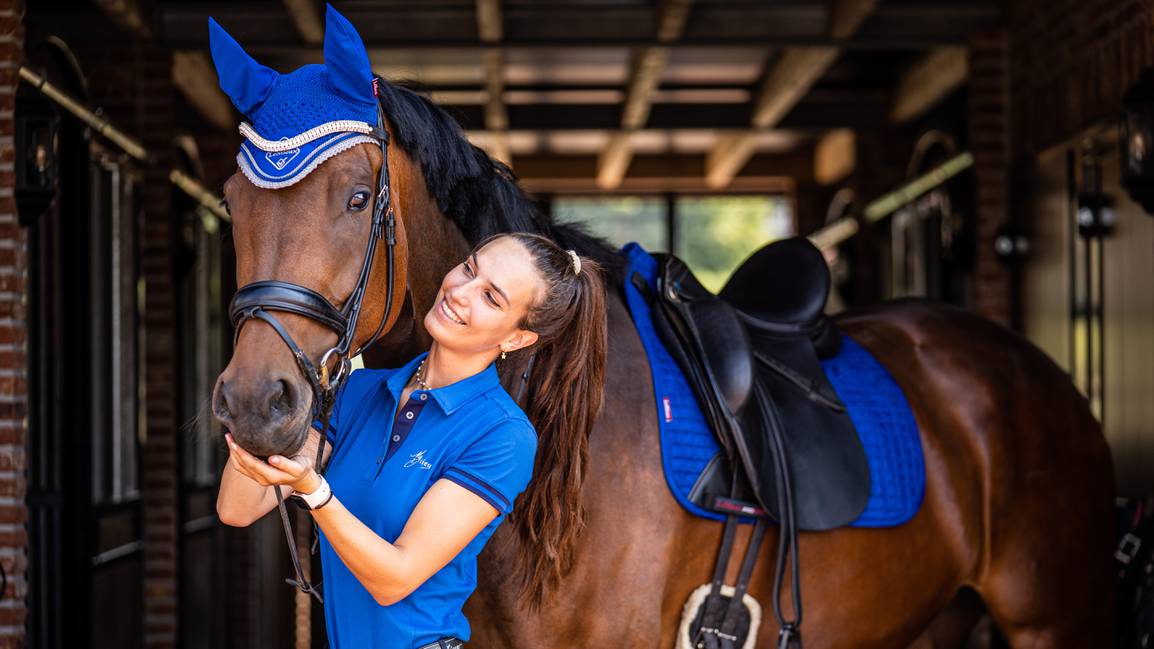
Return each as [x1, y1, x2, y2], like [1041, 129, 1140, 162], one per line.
[206, 6, 609, 648]
[219, 230, 608, 648]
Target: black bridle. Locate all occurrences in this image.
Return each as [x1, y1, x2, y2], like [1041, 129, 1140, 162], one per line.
[227, 82, 398, 604]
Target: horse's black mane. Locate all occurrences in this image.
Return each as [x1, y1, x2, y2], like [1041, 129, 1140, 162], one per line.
[375, 79, 624, 283]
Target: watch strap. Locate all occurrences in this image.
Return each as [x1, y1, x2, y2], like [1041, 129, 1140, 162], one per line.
[294, 476, 333, 510]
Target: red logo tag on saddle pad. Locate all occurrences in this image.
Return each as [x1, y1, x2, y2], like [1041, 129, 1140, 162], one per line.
[663, 397, 673, 422]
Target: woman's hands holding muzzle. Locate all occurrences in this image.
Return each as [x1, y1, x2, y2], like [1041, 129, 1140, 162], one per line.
[226, 432, 321, 495]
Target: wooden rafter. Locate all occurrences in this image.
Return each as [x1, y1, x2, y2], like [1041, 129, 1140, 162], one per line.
[282, 0, 324, 46]
[890, 46, 968, 123]
[814, 128, 855, 185]
[750, 47, 840, 129]
[827, 0, 880, 40]
[521, 150, 809, 193]
[173, 51, 234, 131]
[477, 0, 510, 163]
[596, 0, 693, 189]
[93, 0, 152, 40]
[159, 3, 998, 49]
[705, 0, 877, 188]
[476, 0, 503, 43]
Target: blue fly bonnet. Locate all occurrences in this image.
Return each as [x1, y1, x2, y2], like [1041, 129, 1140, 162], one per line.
[209, 4, 381, 188]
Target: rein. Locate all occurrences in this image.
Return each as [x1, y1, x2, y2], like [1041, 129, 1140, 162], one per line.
[227, 80, 399, 604]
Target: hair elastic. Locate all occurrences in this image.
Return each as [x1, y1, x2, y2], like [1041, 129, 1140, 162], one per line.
[566, 250, 582, 275]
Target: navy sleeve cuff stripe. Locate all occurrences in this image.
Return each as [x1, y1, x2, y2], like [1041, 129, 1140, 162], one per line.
[444, 474, 508, 514]
[444, 468, 510, 510]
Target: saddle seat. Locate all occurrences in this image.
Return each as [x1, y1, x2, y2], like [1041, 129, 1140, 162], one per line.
[722, 236, 830, 329]
[650, 237, 872, 531]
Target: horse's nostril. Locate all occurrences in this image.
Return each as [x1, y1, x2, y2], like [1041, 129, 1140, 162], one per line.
[267, 379, 296, 421]
[214, 381, 235, 423]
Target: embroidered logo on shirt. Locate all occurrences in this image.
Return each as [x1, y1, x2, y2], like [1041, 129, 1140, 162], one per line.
[404, 450, 433, 470]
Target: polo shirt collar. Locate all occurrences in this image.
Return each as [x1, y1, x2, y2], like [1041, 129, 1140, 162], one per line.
[385, 351, 502, 415]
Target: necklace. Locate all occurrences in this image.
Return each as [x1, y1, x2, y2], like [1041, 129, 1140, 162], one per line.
[412, 358, 430, 391]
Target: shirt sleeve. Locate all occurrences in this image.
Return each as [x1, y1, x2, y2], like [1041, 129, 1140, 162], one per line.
[442, 418, 539, 515]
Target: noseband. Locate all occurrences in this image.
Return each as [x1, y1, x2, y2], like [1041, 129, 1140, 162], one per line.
[226, 79, 399, 604]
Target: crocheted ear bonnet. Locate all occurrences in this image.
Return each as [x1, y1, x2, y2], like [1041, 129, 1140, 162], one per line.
[208, 3, 379, 189]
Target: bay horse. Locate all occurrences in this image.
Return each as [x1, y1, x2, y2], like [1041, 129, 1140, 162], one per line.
[213, 76, 1115, 648]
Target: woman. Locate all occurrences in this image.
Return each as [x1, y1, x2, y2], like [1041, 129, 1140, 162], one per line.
[216, 232, 608, 648]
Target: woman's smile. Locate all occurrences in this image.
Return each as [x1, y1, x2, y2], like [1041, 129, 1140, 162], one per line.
[440, 298, 467, 325]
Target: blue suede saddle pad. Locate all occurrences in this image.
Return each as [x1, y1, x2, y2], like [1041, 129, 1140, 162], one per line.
[621, 242, 926, 528]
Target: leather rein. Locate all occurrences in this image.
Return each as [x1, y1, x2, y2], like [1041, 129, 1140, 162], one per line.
[226, 81, 399, 604]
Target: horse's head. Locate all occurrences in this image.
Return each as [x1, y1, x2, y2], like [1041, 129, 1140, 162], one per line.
[208, 6, 407, 457]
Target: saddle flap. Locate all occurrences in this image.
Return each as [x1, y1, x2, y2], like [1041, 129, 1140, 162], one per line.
[656, 255, 754, 417]
[736, 331, 872, 530]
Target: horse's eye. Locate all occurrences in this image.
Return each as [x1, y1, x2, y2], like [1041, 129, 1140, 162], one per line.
[347, 190, 370, 212]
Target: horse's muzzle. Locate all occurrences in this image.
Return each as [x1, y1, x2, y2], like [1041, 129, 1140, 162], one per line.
[212, 370, 310, 458]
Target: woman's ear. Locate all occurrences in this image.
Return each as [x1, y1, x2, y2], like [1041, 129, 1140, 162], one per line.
[502, 329, 539, 353]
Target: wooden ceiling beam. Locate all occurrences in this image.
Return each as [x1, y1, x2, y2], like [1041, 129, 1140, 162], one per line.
[477, 0, 503, 43]
[158, 3, 995, 49]
[596, 0, 693, 189]
[443, 95, 889, 131]
[890, 46, 968, 123]
[704, 0, 878, 189]
[814, 128, 855, 185]
[520, 151, 810, 193]
[92, 0, 152, 40]
[282, 0, 324, 46]
[476, 0, 511, 164]
[827, 0, 880, 40]
[173, 51, 234, 131]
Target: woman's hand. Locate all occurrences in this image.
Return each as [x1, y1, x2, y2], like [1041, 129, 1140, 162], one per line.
[225, 432, 321, 495]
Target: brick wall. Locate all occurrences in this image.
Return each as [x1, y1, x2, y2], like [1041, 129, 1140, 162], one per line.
[0, 1, 26, 646]
[968, 28, 1013, 327]
[138, 46, 179, 649]
[964, 0, 1154, 329]
[1008, 0, 1154, 159]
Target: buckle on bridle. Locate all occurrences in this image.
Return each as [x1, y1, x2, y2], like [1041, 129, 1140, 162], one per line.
[318, 347, 350, 392]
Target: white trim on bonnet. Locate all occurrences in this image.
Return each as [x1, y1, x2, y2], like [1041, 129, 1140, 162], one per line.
[236, 134, 378, 189]
[239, 120, 376, 152]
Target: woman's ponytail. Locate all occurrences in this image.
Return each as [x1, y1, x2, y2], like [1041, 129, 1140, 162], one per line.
[477, 232, 608, 610]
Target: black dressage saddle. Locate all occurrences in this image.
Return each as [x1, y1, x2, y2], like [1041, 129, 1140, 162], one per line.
[649, 237, 871, 532]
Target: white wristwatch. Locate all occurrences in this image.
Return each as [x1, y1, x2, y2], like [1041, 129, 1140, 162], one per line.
[293, 476, 334, 510]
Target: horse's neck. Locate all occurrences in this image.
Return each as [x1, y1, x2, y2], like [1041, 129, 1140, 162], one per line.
[362, 185, 470, 368]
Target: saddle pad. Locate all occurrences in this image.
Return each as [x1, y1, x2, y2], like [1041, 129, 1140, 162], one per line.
[621, 242, 926, 528]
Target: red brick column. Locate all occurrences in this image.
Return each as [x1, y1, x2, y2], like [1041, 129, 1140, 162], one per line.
[0, 1, 26, 646]
[968, 28, 1013, 327]
[138, 47, 179, 649]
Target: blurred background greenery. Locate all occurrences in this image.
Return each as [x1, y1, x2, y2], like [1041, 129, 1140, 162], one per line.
[554, 194, 793, 292]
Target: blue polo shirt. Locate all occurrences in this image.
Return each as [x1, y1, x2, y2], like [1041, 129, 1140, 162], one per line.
[315, 351, 538, 648]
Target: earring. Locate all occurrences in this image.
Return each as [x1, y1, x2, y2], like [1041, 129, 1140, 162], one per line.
[500, 349, 507, 360]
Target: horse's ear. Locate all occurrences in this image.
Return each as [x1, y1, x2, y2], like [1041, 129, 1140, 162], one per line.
[322, 4, 376, 107]
[208, 17, 277, 116]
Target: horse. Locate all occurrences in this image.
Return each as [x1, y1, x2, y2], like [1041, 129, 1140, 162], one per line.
[211, 74, 1115, 648]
